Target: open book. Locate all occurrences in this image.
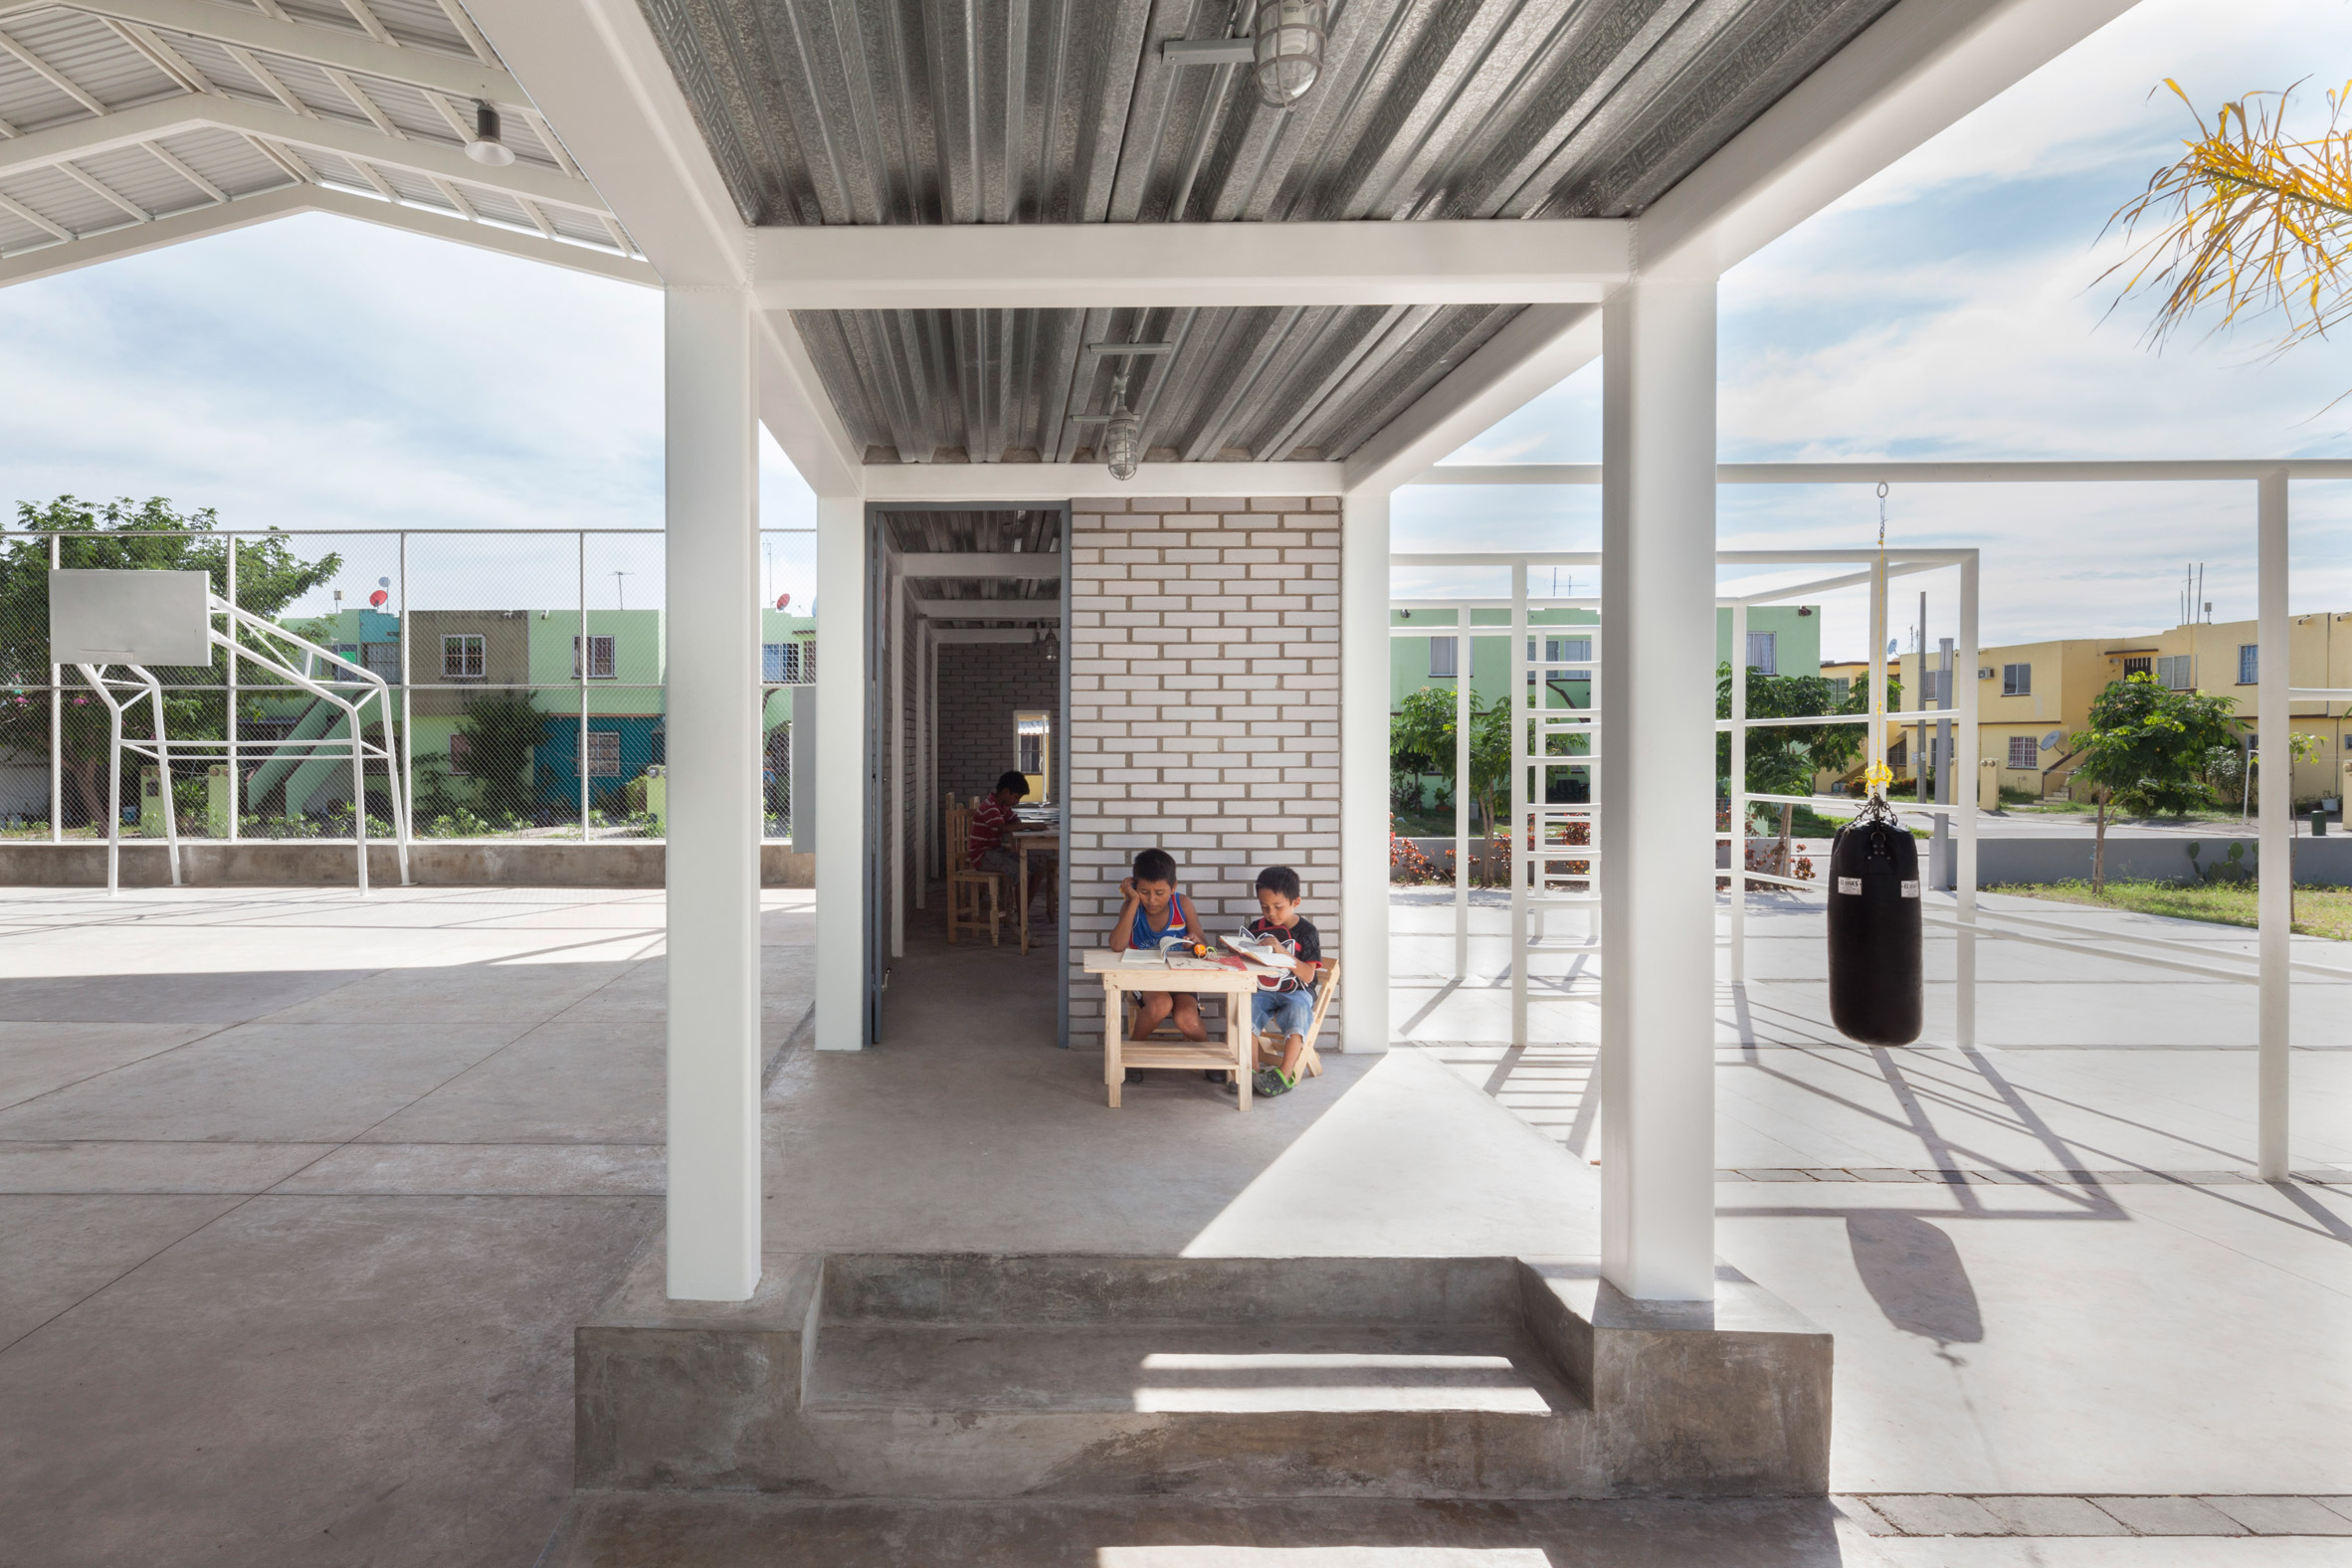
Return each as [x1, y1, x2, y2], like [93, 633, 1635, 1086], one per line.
[1220, 933, 1292, 971]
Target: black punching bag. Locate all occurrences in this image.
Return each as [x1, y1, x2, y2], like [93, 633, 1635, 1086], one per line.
[1827, 801, 1923, 1047]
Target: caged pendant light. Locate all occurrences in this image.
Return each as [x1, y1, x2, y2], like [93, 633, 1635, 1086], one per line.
[1251, 0, 1327, 108]
[1102, 371, 1141, 482]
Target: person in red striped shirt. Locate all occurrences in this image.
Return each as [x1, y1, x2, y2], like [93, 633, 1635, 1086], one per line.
[969, 770, 1054, 926]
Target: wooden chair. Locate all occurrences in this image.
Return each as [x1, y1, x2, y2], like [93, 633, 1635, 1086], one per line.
[1122, 955, 1341, 1085]
[1254, 957, 1340, 1080]
[943, 799, 1006, 946]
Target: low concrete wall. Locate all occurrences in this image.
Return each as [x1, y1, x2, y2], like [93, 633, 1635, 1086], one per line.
[0, 840, 815, 888]
[1976, 834, 2352, 887]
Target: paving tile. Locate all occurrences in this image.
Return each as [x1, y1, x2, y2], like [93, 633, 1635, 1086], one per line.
[2318, 1498, 2352, 1523]
[0, 1139, 338, 1194]
[2091, 1496, 2249, 1535]
[0, 969, 375, 1025]
[1848, 1168, 1929, 1182]
[1977, 1496, 2131, 1535]
[1866, 1495, 2011, 1535]
[2202, 1497, 2352, 1535]
[0, 1193, 244, 1346]
[1737, 1168, 1814, 1181]
[271, 1141, 664, 1196]
[1832, 1496, 1902, 1536]
[0, 1023, 215, 1110]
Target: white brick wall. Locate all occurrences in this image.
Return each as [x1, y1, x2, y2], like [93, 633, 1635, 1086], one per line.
[1065, 496, 1344, 1050]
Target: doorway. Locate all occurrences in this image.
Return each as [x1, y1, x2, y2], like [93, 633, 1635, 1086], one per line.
[864, 504, 1071, 1048]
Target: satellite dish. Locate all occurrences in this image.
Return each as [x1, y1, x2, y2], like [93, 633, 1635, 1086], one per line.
[377, 576, 392, 589]
[1886, 638, 1898, 655]
[2040, 731, 2063, 751]
[775, 593, 791, 611]
[368, 589, 389, 608]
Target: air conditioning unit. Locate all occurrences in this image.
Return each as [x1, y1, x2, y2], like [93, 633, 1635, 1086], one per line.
[1978, 668, 1994, 680]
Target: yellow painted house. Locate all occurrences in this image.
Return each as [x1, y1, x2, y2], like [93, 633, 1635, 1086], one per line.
[1818, 613, 2352, 804]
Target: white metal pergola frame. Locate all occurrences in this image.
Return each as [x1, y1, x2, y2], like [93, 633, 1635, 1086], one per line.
[79, 593, 412, 895]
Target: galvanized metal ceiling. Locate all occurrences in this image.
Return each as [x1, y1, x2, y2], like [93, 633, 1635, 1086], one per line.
[644, 0, 1901, 466]
[882, 507, 1061, 622]
[0, 2, 635, 261]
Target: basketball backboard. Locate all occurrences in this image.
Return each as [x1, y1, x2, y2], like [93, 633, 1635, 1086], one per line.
[49, 570, 213, 666]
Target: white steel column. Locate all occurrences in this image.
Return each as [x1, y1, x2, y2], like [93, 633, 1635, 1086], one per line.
[1510, 567, 1529, 1045]
[1455, 603, 1471, 978]
[1728, 601, 1747, 982]
[663, 284, 762, 1301]
[2257, 470, 2289, 1180]
[1956, 554, 1979, 1049]
[814, 492, 867, 1051]
[47, 531, 60, 843]
[1598, 275, 1718, 1302]
[889, 571, 904, 958]
[1341, 490, 1392, 1052]
[914, 621, 928, 909]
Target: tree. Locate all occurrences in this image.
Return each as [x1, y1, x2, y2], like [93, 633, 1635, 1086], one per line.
[452, 691, 547, 820]
[0, 497, 340, 827]
[1389, 686, 1520, 885]
[2104, 80, 2352, 406]
[2068, 673, 2241, 891]
[1715, 665, 1878, 877]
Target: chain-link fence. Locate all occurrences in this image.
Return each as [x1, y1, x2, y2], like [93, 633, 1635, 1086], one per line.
[0, 523, 816, 845]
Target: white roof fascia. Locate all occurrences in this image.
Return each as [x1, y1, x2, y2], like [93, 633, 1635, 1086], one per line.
[749, 219, 1631, 310]
[862, 462, 1346, 502]
[932, 628, 1045, 644]
[1339, 302, 1599, 496]
[0, 97, 616, 217]
[0, 182, 658, 290]
[1349, 0, 2145, 497]
[464, 0, 864, 498]
[15, 0, 529, 108]
[1637, 0, 2144, 280]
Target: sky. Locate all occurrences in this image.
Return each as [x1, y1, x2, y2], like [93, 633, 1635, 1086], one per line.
[0, 0, 2343, 653]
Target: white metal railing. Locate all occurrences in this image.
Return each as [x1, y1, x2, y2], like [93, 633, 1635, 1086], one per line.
[1404, 458, 2342, 1179]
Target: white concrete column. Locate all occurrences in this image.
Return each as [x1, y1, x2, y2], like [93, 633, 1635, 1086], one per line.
[664, 285, 762, 1301]
[1598, 275, 1718, 1302]
[2257, 471, 2289, 1179]
[815, 492, 867, 1051]
[1341, 490, 1392, 1052]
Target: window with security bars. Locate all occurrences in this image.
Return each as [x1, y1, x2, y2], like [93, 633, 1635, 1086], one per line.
[447, 732, 474, 775]
[1829, 677, 1851, 700]
[2002, 663, 2031, 696]
[764, 643, 796, 683]
[362, 642, 402, 684]
[2009, 735, 2038, 769]
[443, 634, 485, 680]
[1525, 637, 1590, 682]
[1428, 637, 1458, 679]
[2239, 644, 2258, 685]
[573, 634, 617, 680]
[1744, 630, 1776, 675]
[578, 730, 620, 777]
[2156, 654, 2194, 689]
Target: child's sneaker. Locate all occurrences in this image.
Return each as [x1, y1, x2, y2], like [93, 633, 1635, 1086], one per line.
[1253, 1067, 1292, 1097]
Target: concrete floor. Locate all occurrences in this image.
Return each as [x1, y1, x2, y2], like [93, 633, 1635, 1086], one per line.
[3, 882, 2349, 1564]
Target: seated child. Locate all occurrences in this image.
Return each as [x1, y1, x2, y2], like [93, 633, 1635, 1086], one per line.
[968, 769, 1056, 922]
[1233, 865, 1321, 1098]
[1108, 848, 1205, 1044]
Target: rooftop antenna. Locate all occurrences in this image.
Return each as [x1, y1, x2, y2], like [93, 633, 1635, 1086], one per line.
[612, 569, 631, 612]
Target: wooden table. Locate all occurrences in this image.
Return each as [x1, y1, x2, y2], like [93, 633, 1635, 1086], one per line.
[1082, 949, 1263, 1110]
[1012, 827, 1059, 955]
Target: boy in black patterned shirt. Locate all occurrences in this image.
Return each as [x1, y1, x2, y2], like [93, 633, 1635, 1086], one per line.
[1233, 865, 1321, 1098]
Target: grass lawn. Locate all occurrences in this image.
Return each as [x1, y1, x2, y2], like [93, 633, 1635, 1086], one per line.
[1992, 878, 2352, 942]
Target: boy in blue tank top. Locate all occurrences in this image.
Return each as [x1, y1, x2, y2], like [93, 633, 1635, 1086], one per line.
[1108, 847, 1206, 1043]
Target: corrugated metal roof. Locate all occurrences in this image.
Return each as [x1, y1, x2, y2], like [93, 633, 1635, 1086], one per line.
[0, 3, 635, 265]
[644, 0, 1901, 464]
[882, 508, 1063, 621]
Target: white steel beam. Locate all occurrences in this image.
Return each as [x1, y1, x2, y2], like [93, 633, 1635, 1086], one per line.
[465, 0, 864, 497]
[0, 95, 615, 216]
[0, 183, 658, 290]
[662, 283, 762, 1302]
[1410, 461, 2352, 485]
[932, 627, 1041, 644]
[750, 219, 1630, 310]
[1342, 304, 1599, 494]
[1599, 274, 1718, 1303]
[897, 553, 1065, 579]
[13, 0, 529, 107]
[863, 461, 1344, 502]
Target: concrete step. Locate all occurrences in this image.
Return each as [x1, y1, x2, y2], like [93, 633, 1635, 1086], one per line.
[575, 1251, 1833, 1500]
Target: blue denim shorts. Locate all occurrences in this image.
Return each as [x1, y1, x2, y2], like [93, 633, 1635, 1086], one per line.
[1252, 988, 1314, 1039]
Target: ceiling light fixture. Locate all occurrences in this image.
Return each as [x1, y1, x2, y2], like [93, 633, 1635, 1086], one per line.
[465, 102, 516, 167]
[1252, 0, 1327, 108]
[1102, 371, 1140, 483]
